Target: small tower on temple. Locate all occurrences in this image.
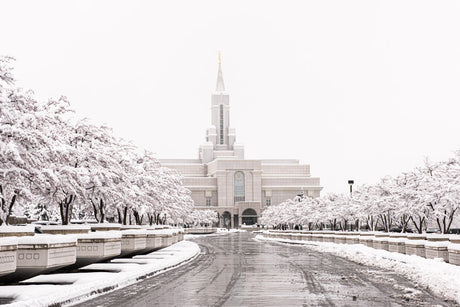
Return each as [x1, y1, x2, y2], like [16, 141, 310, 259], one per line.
[200, 52, 243, 163]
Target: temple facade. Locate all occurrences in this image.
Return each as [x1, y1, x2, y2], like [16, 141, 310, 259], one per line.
[160, 58, 322, 228]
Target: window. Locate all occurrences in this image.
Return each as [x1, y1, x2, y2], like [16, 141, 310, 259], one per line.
[234, 171, 245, 203]
[265, 197, 271, 207]
[219, 104, 224, 144]
[206, 197, 211, 207]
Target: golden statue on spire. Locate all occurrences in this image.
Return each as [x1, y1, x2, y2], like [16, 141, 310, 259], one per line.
[218, 51, 222, 65]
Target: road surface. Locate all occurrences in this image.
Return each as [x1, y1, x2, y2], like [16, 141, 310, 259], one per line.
[75, 232, 455, 307]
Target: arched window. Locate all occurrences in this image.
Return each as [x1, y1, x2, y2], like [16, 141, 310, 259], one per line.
[234, 171, 245, 203]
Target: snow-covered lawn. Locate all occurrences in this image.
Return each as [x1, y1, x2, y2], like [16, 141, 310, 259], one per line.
[0, 240, 200, 307]
[256, 234, 460, 304]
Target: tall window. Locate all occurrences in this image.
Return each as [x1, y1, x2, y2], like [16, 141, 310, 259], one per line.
[219, 104, 224, 144]
[206, 197, 211, 207]
[234, 171, 245, 203]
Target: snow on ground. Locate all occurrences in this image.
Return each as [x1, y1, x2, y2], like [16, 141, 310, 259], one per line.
[217, 228, 245, 233]
[184, 228, 244, 240]
[0, 240, 200, 307]
[256, 234, 460, 304]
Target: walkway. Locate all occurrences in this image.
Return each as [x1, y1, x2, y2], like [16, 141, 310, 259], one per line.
[75, 232, 453, 306]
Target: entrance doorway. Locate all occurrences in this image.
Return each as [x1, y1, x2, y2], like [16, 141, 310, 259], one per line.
[241, 208, 257, 225]
[222, 211, 231, 229]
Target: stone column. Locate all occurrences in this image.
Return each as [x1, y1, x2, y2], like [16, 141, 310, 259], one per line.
[216, 170, 227, 207]
[252, 170, 263, 203]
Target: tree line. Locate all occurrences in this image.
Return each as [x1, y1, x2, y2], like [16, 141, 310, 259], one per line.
[1, 56, 195, 225]
[261, 153, 460, 234]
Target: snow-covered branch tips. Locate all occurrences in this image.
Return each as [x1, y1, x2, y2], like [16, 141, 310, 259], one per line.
[261, 155, 460, 234]
[0, 56, 194, 225]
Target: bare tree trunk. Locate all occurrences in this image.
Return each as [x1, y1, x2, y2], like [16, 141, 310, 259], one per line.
[446, 210, 456, 234]
[100, 199, 105, 223]
[91, 200, 100, 223]
[123, 206, 128, 225]
[133, 209, 144, 225]
[2, 194, 17, 225]
[117, 208, 122, 224]
[147, 213, 154, 226]
[410, 215, 425, 234]
[59, 195, 75, 225]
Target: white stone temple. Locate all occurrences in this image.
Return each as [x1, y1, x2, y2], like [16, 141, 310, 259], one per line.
[160, 56, 322, 228]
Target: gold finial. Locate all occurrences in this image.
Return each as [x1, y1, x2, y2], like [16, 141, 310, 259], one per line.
[218, 51, 221, 65]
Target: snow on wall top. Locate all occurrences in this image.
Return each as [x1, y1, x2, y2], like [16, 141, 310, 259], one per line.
[0, 225, 35, 233]
[18, 234, 77, 245]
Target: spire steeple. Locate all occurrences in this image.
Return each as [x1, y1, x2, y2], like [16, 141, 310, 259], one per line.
[215, 51, 225, 92]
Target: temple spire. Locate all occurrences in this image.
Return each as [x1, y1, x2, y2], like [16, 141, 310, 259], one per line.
[215, 51, 225, 92]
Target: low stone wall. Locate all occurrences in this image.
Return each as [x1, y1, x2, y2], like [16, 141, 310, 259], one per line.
[120, 230, 148, 257]
[75, 233, 122, 267]
[0, 226, 35, 237]
[405, 234, 427, 258]
[90, 223, 122, 232]
[40, 225, 91, 235]
[0, 237, 17, 277]
[448, 236, 460, 266]
[0, 226, 186, 282]
[425, 235, 449, 262]
[145, 232, 163, 252]
[3, 235, 77, 282]
[184, 227, 218, 234]
[261, 230, 460, 266]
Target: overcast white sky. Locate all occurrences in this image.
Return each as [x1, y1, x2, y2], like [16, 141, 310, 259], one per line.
[2, 0, 459, 194]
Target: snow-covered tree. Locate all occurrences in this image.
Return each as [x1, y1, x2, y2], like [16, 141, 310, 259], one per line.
[1, 55, 195, 226]
[186, 209, 218, 227]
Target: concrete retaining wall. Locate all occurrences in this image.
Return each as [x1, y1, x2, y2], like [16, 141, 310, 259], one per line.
[261, 230, 460, 266]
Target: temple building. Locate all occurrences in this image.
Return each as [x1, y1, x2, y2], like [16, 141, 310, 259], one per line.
[160, 56, 322, 228]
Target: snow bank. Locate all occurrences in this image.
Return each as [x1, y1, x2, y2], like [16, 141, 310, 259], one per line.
[0, 240, 200, 307]
[257, 235, 460, 303]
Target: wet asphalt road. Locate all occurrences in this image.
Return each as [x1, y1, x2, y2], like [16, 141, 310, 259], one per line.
[75, 232, 455, 307]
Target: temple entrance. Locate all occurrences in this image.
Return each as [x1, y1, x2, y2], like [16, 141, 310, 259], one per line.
[234, 214, 239, 228]
[222, 211, 231, 229]
[241, 208, 257, 225]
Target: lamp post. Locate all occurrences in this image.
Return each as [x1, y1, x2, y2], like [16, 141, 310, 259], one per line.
[348, 180, 355, 231]
[348, 180, 354, 196]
